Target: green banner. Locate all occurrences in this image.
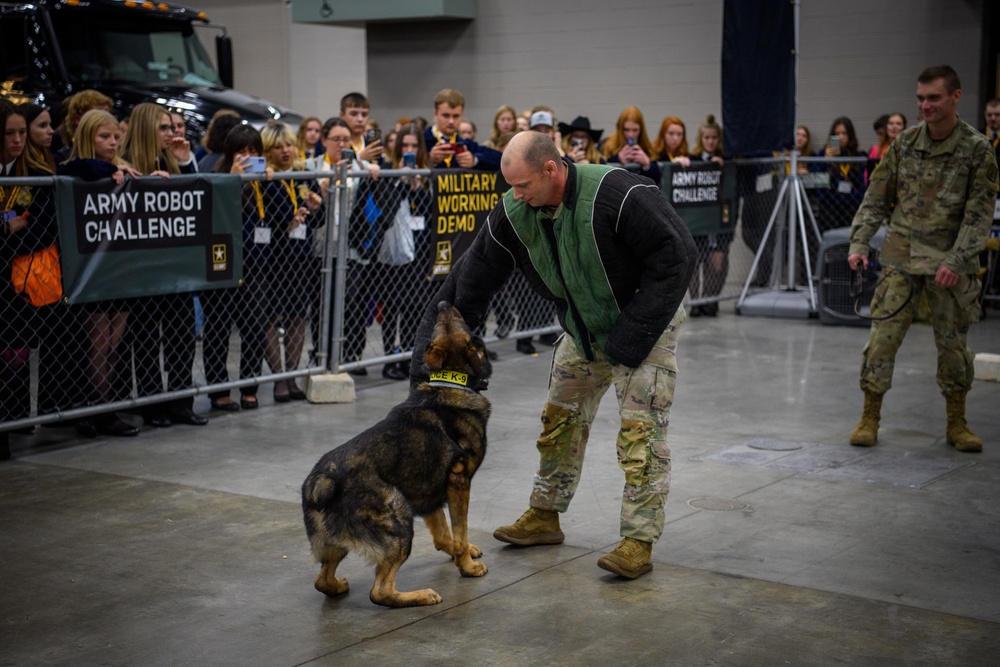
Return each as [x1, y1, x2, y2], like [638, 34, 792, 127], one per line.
[54, 174, 243, 303]
[430, 169, 508, 279]
[660, 161, 737, 236]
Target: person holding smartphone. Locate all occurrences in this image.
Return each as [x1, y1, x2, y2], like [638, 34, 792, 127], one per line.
[338, 92, 384, 180]
[423, 88, 501, 171]
[119, 103, 208, 429]
[559, 116, 605, 165]
[200, 125, 275, 412]
[602, 107, 661, 183]
[817, 116, 866, 233]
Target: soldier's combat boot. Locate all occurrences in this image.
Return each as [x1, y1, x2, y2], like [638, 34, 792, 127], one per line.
[493, 507, 564, 546]
[946, 391, 983, 453]
[597, 537, 653, 579]
[849, 391, 883, 447]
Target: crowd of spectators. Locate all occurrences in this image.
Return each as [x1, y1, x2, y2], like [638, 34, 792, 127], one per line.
[5, 85, 997, 437]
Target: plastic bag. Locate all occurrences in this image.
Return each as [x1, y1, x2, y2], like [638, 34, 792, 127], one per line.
[377, 199, 416, 266]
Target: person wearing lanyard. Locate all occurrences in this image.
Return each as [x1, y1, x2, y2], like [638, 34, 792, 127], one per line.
[818, 116, 866, 233]
[259, 122, 323, 402]
[423, 89, 501, 171]
[198, 125, 275, 413]
[339, 92, 384, 178]
[307, 117, 352, 368]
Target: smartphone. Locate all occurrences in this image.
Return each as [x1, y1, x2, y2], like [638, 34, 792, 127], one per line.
[402, 152, 416, 168]
[245, 156, 266, 173]
[571, 137, 586, 150]
[340, 148, 356, 162]
[450, 142, 468, 155]
[626, 137, 635, 146]
[829, 135, 841, 149]
[365, 128, 381, 143]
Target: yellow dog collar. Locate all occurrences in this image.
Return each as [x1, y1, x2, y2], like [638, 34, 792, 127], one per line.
[429, 370, 470, 387]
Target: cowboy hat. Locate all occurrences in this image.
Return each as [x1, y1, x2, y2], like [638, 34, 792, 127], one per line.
[557, 116, 603, 143]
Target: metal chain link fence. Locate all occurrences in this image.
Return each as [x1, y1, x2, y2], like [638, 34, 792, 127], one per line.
[2, 157, 870, 443]
[332, 168, 561, 379]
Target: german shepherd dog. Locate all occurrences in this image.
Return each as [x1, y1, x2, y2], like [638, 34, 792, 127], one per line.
[302, 302, 492, 608]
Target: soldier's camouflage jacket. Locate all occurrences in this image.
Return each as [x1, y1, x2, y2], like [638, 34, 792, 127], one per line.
[849, 119, 999, 275]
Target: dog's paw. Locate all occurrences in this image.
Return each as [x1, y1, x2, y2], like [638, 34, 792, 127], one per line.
[459, 560, 488, 578]
[373, 588, 442, 607]
[315, 576, 350, 597]
[468, 543, 483, 558]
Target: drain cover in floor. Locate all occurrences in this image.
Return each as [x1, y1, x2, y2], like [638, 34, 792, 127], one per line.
[746, 438, 804, 451]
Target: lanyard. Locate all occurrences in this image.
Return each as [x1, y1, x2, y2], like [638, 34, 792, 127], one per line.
[280, 179, 300, 215]
[838, 163, 851, 179]
[250, 182, 265, 221]
[250, 181, 300, 221]
[434, 127, 455, 167]
[2, 185, 21, 211]
[350, 135, 366, 160]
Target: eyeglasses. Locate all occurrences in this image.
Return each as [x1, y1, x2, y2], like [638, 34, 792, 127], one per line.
[326, 136, 351, 143]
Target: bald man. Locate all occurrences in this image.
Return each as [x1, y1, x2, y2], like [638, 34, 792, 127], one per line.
[411, 132, 696, 579]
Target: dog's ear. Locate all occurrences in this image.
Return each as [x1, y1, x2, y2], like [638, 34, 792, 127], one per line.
[426, 342, 446, 371]
[465, 338, 487, 370]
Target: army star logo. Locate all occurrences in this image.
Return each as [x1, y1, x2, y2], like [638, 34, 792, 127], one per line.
[212, 244, 228, 272]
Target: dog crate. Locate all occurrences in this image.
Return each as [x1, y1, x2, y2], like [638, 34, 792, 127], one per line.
[818, 227, 886, 326]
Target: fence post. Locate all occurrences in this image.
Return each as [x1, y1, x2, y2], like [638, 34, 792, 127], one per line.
[316, 174, 337, 371]
[328, 163, 353, 373]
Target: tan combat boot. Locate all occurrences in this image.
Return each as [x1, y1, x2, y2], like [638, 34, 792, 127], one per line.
[597, 537, 653, 579]
[849, 391, 883, 447]
[945, 391, 983, 453]
[493, 507, 565, 546]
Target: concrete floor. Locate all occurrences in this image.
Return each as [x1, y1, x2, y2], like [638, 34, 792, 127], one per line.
[3, 307, 1000, 666]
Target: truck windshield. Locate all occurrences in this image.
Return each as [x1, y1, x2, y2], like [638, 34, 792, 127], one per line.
[51, 12, 221, 87]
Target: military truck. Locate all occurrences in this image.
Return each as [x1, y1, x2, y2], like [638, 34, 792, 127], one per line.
[0, 0, 302, 140]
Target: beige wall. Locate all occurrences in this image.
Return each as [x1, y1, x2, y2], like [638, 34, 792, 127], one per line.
[796, 0, 983, 148]
[195, 0, 366, 120]
[365, 0, 984, 150]
[191, 0, 985, 149]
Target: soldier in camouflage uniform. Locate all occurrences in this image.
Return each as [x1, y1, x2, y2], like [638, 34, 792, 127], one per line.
[531, 309, 683, 546]
[412, 132, 696, 578]
[848, 65, 999, 453]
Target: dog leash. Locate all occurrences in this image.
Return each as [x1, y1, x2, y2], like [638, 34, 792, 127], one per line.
[850, 264, 914, 321]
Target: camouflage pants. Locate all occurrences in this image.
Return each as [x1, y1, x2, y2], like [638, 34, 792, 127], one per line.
[860, 271, 980, 396]
[529, 307, 685, 543]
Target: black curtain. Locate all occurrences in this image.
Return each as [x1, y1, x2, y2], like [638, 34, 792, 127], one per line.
[722, 0, 795, 155]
